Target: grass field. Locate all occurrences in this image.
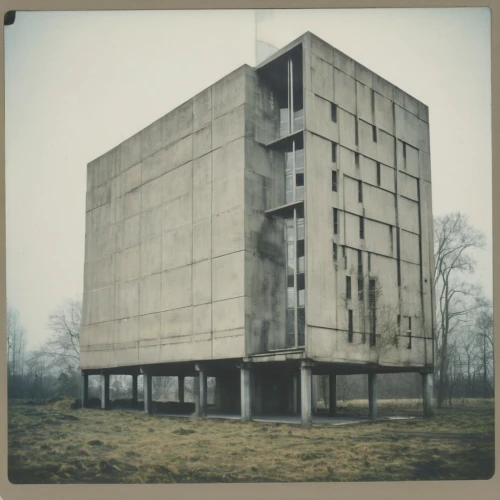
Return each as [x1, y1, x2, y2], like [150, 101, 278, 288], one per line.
[8, 398, 495, 483]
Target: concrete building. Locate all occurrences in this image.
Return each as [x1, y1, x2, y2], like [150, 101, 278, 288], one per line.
[80, 32, 435, 425]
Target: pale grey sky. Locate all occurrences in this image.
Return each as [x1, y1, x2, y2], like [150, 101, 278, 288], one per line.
[5, 8, 491, 349]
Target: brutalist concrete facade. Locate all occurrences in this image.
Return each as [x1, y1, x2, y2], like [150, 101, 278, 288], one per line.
[80, 32, 435, 425]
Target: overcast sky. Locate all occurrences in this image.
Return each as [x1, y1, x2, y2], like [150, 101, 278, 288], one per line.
[5, 8, 491, 349]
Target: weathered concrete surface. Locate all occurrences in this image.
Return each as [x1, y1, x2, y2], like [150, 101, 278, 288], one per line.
[82, 31, 434, 387]
[300, 361, 312, 427]
[303, 32, 434, 370]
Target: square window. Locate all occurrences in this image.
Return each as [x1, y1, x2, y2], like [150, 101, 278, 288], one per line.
[331, 103, 338, 122]
[358, 278, 364, 301]
[407, 316, 412, 349]
[348, 309, 353, 343]
[346, 276, 352, 300]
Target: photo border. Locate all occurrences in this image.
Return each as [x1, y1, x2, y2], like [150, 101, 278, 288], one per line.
[0, 1, 497, 499]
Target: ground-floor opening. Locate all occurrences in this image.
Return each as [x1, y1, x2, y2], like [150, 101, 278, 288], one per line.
[81, 358, 434, 425]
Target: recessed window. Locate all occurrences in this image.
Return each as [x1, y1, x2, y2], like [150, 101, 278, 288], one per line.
[359, 216, 365, 239]
[355, 119, 359, 146]
[396, 314, 401, 347]
[403, 142, 407, 159]
[333, 208, 339, 235]
[357, 250, 363, 275]
[331, 103, 338, 122]
[355, 152, 360, 168]
[346, 276, 352, 300]
[348, 309, 353, 343]
[372, 125, 377, 143]
[332, 142, 337, 163]
[369, 278, 377, 346]
[296, 173, 304, 187]
[407, 316, 412, 349]
[358, 181, 363, 203]
[332, 170, 338, 192]
[358, 278, 364, 301]
[333, 242, 338, 261]
[376, 162, 381, 186]
[397, 229, 402, 286]
[342, 246, 347, 269]
[368, 252, 371, 272]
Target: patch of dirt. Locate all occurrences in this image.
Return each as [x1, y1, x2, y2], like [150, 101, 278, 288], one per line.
[173, 428, 196, 435]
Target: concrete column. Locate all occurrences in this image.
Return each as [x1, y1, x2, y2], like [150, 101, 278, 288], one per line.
[328, 374, 337, 417]
[311, 375, 318, 414]
[292, 374, 298, 414]
[100, 373, 110, 410]
[143, 372, 153, 415]
[81, 372, 89, 408]
[240, 363, 252, 422]
[178, 376, 185, 403]
[199, 370, 207, 417]
[422, 372, 434, 418]
[300, 361, 313, 427]
[368, 373, 377, 420]
[132, 374, 138, 408]
[193, 375, 201, 416]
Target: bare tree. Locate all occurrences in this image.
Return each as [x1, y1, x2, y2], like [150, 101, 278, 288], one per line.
[24, 349, 57, 399]
[7, 307, 27, 377]
[434, 212, 486, 407]
[473, 306, 494, 397]
[44, 298, 82, 370]
[336, 375, 359, 401]
[7, 307, 27, 398]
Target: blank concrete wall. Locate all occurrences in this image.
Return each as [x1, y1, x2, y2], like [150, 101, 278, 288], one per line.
[82, 66, 253, 370]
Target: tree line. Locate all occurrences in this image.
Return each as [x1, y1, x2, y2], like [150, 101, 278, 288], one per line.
[6, 212, 494, 406]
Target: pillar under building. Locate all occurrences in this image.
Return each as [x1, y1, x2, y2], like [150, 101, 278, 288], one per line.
[201, 372, 207, 416]
[193, 375, 201, 416]
[422, 372, 434, 418]
[143, 372, 153, 415]
[240, 362, 252, 421]
[300, 361, 312, 427]
[178, 375, 185, 404]
[132, 374, 138, 408]
[368, 373, 377, 421]
[100, 372, 110, 410]
[328, 374, 337, 417]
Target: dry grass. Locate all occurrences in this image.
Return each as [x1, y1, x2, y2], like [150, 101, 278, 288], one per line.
[8, 398, 494, 484]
